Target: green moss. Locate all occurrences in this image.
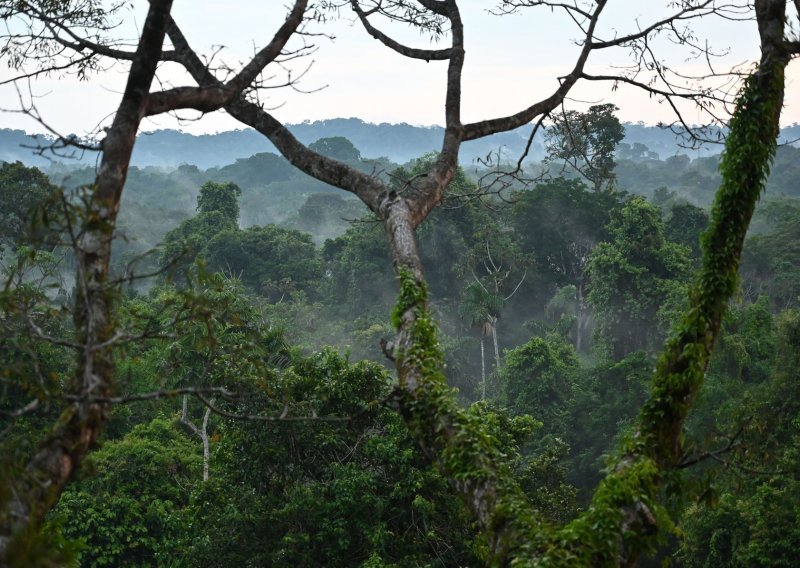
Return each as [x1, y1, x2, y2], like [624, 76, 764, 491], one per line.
[390, 54, 788, 566]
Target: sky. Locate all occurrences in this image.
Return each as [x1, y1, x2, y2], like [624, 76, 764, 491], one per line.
[1, 0, 798, 137]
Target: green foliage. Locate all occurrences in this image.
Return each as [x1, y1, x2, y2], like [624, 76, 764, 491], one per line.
[509, 178, 622, 351]
[160, 210, 235, 273]
[392, 268, 560, 564]
[196, 181, 242, 223]
[51, 418, 202, 567]
[160, 181, 242, 273]
[566, 351, 653, 491]
[161, 181, 323, 301]
[0, 247, 72, 462]
[741, 197, 800, 310]
[677, 309, 800, 567]
[323, 218, 395, 317]
[496, 334, 579, 437]
[664, 201, 709, 260]
[545, 104, 625, 192]
[180, 347, 474, 567]
[0, 161, 59, 248]
[511, 178, 620, 290]
[459, 281, 503, 332]
[208, 152, 295, 188]
[588, 196, 691, 358]
[202, 225, 322, 300]
[709, 297, 776, 384]
[309, 136, 362, 162]
[287, 193, 366, 244]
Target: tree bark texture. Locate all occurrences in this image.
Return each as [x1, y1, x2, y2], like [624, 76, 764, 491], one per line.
[0, 2, 174, 560]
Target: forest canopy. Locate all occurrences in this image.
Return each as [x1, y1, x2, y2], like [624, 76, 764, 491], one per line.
[1, 1, 799, 567]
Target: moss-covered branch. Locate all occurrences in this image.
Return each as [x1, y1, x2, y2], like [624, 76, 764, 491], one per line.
[392, 267, 549, 563]
[389, 1, 791, 564]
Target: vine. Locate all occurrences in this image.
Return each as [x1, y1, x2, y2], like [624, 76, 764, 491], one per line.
[390, 50, 788, 566]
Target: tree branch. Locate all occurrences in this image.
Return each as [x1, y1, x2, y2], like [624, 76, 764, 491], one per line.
[350, 0, 452, 60]
[144, 0, 309, 116]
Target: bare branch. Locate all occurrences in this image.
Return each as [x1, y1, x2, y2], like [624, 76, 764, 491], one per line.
[350, 0, 452, 60]
[0, 398, 40, 419]
[462, 0, 607, 140]
[144, 0, 309, 116]
[194, 392, 351, 423]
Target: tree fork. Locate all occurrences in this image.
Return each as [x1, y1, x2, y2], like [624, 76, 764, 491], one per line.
[385, 0, 794, 563]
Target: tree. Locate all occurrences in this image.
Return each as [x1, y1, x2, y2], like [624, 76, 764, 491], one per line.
[160, 182, 242, 275]
[545, 104, 625, 192]
[308, 136, 362, 162]
[664, 201, 710, 260]
[196, 181, 242, 223]
[497, 334, 579, 438]
[587, 196, 692, 358]
[510, 177, 623, 351]
[204, 225, 322, 300]
[0, 162, 58, 249]
[51, 418, 202, 567]
[2, 0, 798, 565]
[741, 198, 800, 309]
[459, 281, 504, 399]
[0, 0, 314, 557]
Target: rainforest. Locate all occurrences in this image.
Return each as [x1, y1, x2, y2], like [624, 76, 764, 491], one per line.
[1, 1, 799, 566]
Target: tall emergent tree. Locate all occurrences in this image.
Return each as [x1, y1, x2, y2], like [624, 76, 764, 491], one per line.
[1, 0, 798, 566]
[545, 103, 625, 192]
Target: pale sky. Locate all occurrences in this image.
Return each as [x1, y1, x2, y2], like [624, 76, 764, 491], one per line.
[2, 1, 798, 137]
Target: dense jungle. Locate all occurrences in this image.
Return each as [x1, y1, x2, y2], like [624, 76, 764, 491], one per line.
[1, 0, 799, 566]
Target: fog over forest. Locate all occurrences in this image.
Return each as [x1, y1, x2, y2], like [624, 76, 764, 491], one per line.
[3, 112, 800, 565]
[2, 1, 800, 567]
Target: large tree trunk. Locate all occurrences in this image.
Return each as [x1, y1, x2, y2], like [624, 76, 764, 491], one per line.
[381, 195, 546, 562]
[381, 3, 792, 556]
[0, 1, 173, 559]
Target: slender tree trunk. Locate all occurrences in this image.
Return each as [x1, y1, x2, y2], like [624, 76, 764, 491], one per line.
[201, 403, 211, 482]
[490, 318, 500, 370]
[480, 335, 486, 401]
[568, 4, 793, 564]
[576, 282, 586, 352]
[0, 2, 173, 559]
[182, 395, 212, 482]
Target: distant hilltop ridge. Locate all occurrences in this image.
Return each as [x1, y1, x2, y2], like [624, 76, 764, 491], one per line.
[2, 118, 799, 170]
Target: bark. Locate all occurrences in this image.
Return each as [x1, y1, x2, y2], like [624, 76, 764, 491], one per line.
[560, 2, 795, 564]
[181, 395, 212, 482]
[480, 335, 486, 400]
[0, 1, 174, 559]
[490, 318, 500, 370]
[576, 282, 587, 352]
[144, 0, 307, 117]
[350, 0, 451, 61]
[157, 1, 799, 564]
